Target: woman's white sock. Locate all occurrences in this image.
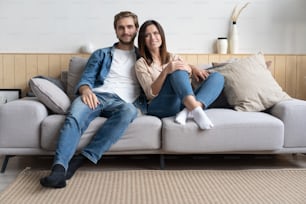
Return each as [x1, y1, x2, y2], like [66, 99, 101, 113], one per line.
[175, 108, 189, 125]
[187, 111, 194, 119]
[192, 107, 214, 130]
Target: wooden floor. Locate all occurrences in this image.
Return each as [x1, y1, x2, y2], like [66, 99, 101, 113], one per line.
[1, 154, 306, 192]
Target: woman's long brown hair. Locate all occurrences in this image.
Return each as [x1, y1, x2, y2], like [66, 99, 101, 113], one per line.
[138, 20, 170, 66]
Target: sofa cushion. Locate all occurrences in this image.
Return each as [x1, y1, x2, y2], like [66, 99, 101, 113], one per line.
[67, 56, 88, 100]
[29, 78, 71, 114]
[162, 109, 284, 153]
[210, 53, 291, 112]
[41, 115, 162, 152]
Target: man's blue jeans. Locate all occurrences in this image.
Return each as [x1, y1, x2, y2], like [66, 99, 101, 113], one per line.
[53, 93, 138, 170]
[148, 71, 224, 118]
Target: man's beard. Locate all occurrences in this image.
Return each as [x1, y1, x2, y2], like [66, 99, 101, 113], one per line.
[118, 33, 137, 45]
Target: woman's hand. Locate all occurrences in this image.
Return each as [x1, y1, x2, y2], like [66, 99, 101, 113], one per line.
[79, 85, 100, 109]
[190, 65, 210, 82]
[165, 59, 192, 74]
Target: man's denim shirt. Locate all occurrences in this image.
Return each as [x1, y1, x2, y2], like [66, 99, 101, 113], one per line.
[75, 43, 148, 114]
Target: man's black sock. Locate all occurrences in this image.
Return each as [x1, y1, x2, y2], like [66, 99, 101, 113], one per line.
[40, 164, 66, 188]
[66, 154, 86, 180]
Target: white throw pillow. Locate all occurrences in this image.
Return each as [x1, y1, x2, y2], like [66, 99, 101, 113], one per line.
[212, 53, 291, 111]
[30, 78, 71, 114]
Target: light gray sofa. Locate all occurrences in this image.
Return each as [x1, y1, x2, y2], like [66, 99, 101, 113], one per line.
[1, 56, 306, 173]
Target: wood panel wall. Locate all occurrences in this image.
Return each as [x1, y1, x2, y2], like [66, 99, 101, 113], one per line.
[0, 53, 305, 100]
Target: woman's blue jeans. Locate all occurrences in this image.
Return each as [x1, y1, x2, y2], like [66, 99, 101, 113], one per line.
[53, 92, 138, 170]
[148, 71, 224, 118]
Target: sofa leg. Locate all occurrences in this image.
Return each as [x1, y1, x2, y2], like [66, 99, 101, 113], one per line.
[1, 155, 15, 173]
[160, 154, 165, 170]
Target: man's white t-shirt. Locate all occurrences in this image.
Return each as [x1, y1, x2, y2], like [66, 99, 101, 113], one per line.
[92, 48, 140, 103]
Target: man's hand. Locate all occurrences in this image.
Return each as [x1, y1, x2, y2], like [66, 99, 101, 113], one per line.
[190, 65, 210, 82]
[79, 85, 100, 109]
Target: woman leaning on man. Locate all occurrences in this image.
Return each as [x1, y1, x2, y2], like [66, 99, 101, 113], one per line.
[135, 20, 225, 130]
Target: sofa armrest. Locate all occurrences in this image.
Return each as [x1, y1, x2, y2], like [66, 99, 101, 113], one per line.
[270, 99, 306, 147]
[0, 98, 48, 149]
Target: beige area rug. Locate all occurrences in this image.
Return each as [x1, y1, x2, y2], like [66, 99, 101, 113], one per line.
[1, 168, 306, 204]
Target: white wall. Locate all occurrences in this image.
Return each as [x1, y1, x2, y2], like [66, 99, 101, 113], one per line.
[0, 0, 305, 54]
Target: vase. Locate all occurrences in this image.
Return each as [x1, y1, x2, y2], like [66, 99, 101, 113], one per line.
[217, 37, 228, 54]
[81, 42, 95, 54]
[229, 22, 238, 54]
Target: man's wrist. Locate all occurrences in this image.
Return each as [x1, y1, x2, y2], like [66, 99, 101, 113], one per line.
[79, 85, 90, 95]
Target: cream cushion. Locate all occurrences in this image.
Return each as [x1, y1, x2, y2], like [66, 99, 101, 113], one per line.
[212, 53, 291, 111]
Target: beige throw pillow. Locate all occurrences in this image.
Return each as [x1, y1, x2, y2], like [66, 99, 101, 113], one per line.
[30, 78, 71, 114]
[212, 53, 291, 111]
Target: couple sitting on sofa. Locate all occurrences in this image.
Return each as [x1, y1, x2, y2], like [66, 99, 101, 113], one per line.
[40, 11, 224, 188]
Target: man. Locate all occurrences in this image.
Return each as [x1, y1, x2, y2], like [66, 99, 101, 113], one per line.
[40, 11, 144, 188]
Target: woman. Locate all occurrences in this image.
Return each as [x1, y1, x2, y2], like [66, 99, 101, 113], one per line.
[135, 20, 224, 129]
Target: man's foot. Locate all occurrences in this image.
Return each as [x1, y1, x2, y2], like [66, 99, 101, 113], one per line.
[40, 164, 66, 188]
[66, 154, 86, 180]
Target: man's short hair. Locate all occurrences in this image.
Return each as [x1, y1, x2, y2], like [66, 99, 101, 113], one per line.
[114, 11, 139, 29]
